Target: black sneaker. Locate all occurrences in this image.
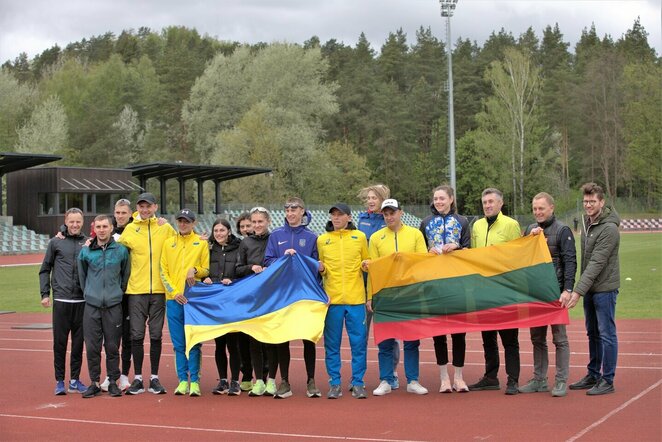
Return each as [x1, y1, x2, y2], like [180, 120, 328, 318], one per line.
[468, 376, 500, 391]
[228, 380, 241, 396]
[125, 379, 145, 395]
[108, 382, 122, 397]
[148, 378, 167, 394]
[505, 380, 519, 395]
[82, 384, 102, 399]
[569, 374, 598, 390]
[586, 378, 614, 396]
[212, 379, 230, 395]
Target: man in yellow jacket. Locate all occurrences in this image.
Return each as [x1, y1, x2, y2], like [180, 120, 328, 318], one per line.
[160, 209, 209, 397]
[364, 199, 429, 396]
[118, 193, 176, 395]
[317, 203, 370, 399]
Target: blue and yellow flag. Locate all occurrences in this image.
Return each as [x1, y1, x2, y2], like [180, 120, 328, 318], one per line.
[184, 253, 328, 355]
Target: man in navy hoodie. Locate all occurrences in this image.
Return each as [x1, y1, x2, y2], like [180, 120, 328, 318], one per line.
[264, 197, 321, 399]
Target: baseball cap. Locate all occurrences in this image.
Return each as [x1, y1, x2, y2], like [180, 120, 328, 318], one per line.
[136, 192, 157, 205]
[381, 198, 401, 211]
[329, 203, 351, 216]
[176, 208, 196, 222]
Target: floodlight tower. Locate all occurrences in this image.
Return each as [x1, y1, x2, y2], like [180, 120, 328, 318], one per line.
[440, 0, 458, 191]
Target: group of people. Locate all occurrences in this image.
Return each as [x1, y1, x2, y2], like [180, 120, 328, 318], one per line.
[39, 181, 621, 399]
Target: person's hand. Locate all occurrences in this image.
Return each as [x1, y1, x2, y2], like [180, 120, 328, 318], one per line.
[174, 293, 188, 305]
[157, 217, 168, 226]
[318, 261, 325, 273]
[441, 244, 458, 254]
[530, 227, 543, 236]
[186, 268, 197, 286]
[41, 297, 51, 308]
[199, 232, 209, 241]
[565, 291, 581, 309]
[284, 248, 297, 255]
[55, 232, 65, 240]
[428, 247, 441, 255]
[202, 277, 212, 284]
[221, 278, 232, 285]
[84, 238, 92, 247]
[365, 300, 373, 313]
[251, 265, 264, 274]
[361, 260, 371, 272]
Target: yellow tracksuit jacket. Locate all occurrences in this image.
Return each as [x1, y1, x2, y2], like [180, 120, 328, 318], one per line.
[470, 212, 521, 248]
[160, 232, 210, 300]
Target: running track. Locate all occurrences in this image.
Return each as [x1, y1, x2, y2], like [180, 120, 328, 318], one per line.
[0, 312, 660, 441]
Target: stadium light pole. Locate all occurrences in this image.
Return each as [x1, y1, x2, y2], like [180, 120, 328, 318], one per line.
[440, 0, 458, 191]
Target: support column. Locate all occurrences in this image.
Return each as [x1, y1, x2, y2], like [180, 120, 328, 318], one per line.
[139, 176, 147, 192]
[0, 175, 4, 216]
[197, 179, 204, 214]
[178, 178, 185, 210]
[214, 180, 222, 214]
[159, 178, 167, 214]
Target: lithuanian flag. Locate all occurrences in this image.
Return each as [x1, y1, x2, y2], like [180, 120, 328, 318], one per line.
[368, 234, 568, 344]
[184, 253, 328, 356]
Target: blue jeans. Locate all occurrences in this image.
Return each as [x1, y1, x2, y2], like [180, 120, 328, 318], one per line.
[378, 339, 419, 383]
[166, 300, 202, 382]
[324, 304, 367, 387]
[583, 290, 618, 383]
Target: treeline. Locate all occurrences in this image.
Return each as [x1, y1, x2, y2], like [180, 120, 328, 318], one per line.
[1, 21, 659, 214]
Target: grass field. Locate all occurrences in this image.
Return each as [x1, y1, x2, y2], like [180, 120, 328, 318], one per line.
[1, 233, 660, 318]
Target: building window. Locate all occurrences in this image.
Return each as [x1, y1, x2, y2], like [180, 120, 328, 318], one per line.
[38, 193, 59, 215]
[59, 193, 84, 214]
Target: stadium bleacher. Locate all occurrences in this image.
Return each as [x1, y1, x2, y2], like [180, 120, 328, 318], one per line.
[0, 222, 51, 255]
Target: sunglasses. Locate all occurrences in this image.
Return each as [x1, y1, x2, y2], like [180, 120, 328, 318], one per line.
[250, 206, 269, 214]
[284, 204, 302, 209]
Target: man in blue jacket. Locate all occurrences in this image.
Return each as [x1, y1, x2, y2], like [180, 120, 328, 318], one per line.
[78, 215, 131, 398]
[264, 197, 321, 399]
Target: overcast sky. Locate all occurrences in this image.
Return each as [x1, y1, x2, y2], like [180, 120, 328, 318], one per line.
[1, 0, 659, 64]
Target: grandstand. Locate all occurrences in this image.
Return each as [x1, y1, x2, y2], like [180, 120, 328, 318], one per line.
[0, 219, 50, 255]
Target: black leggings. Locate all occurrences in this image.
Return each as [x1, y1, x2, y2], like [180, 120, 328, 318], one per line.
[215, 332, 240, 381]
[275, 340, 316, 382]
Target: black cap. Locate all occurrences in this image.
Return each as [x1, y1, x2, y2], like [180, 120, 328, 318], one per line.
[136, 192, 157, 205]
[329, 203, 351, 216]
[176, 208, 196, 222]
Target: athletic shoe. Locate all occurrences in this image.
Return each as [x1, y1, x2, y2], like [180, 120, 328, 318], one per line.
[212, 379, 229, 395]
[551, 380, 567, 397]
[569, 374, 598, 390]
[249, 380, 266, 397]
[586, 378, 614, 396]
[175, 380, 189, 396]
[118, 375, 131, 391]
[306, 379, 321, 398]
[439, 377, 452, 393]
[327, 385, 342, 399]
[372, 380, 392, 396]
[390, 374, 400, 390]
[468, 376, 500, 391]
[125, 379, 145, 395]
[68, 379, 87, 394]
[100, 376, 110, 392]
[453, 378, 469, 393]
[406, 381, 429, 395]
[519, 378, 548, 393]
[108, 382, 122, 397]
[351, 385, 367, 399]
[274, 381, 292, 399]
[148, 378, 166, 395]
[82, 384, 101, 399]
[189, 381, 201, 397]
[240, 380, 253, 392]
[265, 378, 277, 396]
[54, 381, 66, 396]
[505, 380, 519, 395]
[228, 380, 241, 396]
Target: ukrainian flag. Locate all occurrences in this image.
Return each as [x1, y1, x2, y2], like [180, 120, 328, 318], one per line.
[184, 253, 328, 355]
[368, 234, 569, 344]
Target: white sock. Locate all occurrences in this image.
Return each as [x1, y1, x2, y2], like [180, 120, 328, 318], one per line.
[135, 375, 142, 381]
[439, 364, 449, 381]
[150, 374, 158, 380]
[454, 366, 464, 381]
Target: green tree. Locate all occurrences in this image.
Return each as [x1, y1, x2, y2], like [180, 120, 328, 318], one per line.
[0, 70, 37, 149]
[15, 95, 68, 154]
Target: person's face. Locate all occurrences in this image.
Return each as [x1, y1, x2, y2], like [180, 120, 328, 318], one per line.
[433, 189, 453, 215]
[177, 218, 194, 235]
[239, 219, 253, 236]
[65, 213, 84, 235]
[251, 213, 270, 235]
[213, 223, 230, 244]
[382, 208, 402, 230]
[532, 198, 554, 223]
[137, 202, 157, 220]
[582, 193, 605, 218]
[94, 219, 112, 242]
[114, 204, 131, 228]
[285, 204, 305, 227]
[366, 191, 382, 212]
[330, 209, 350, 231]
[481, 193, 503, 218]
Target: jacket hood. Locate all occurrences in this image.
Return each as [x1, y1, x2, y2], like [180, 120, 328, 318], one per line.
[131, 211, 158, 225]
[596, 206, 620, 226]
[282, 210, 312, 230]
[324, 220, 358, 232]
[89, 237, 117, 250]
[359, 211, 383, 220]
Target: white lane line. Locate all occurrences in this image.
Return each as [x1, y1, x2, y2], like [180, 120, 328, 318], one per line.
[565, 378, 662, 442]
[0, 414, 426, 442]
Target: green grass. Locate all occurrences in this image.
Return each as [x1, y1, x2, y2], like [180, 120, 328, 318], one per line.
[1, 233, 661, 318]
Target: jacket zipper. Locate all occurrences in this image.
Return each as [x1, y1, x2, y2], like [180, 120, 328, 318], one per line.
[148, 221, 153, 294]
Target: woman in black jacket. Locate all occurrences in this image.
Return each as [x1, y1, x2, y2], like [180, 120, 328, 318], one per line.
[203, 218, 243, 395]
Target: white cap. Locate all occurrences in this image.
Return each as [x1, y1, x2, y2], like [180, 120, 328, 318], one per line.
[381, 198, 401, 211]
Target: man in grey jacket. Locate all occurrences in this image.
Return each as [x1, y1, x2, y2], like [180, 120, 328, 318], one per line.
[566, 183, 620, 395]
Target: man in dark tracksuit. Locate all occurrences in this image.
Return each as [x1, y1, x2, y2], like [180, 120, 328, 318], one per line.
[39, 208, 88, 395]
[78, 215, 131, 398]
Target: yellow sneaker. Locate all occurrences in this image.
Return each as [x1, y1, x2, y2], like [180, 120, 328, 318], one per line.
[189, 381, 201, 397]
[174, 380, 189, 396]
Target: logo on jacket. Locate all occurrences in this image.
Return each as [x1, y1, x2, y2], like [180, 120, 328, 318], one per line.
[278, 240, 287, 245]
[325, 239, 331, 245]
[299, 239, 306, 247]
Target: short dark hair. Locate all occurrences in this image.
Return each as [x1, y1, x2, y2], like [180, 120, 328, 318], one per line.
[94, 214, 112, 224]
[235, 212, 251, 232]
[581, 182, 605, 200]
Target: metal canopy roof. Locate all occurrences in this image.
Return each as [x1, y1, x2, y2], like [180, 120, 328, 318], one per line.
[0, 152, 62, 176]
[59, 177, 143, 192]
[126, 163, 272, 182]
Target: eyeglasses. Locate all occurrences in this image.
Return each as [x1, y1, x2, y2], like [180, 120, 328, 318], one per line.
[250, 206, 269, 214]
[284, 204, 302, 209]
[582, 200, 599, 206]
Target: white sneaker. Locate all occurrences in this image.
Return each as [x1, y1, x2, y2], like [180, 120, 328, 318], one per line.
[119, 374, 131, 391]
[100, 377, 110, 392]
[372, 380, 392, 396]
[407, 381, 429, 395]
